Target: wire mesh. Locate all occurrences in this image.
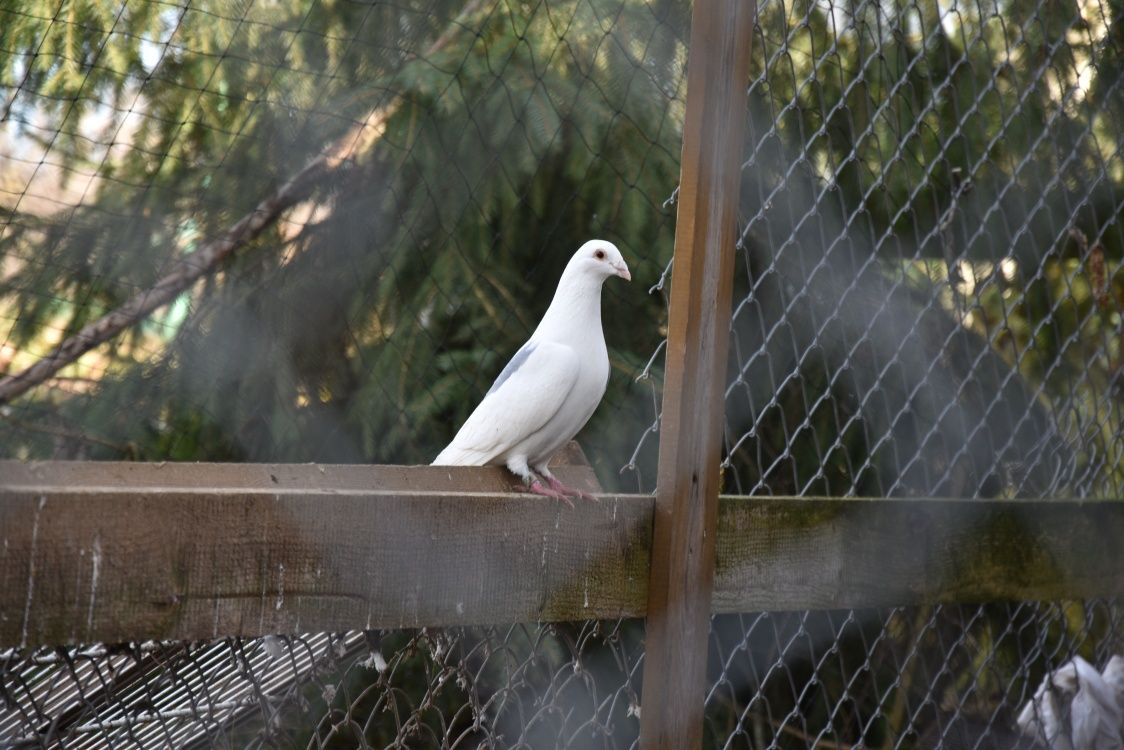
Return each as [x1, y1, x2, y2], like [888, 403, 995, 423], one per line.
[2, 621, 645, 749]
[719, 0, 1124, 500]
[0, 0, 686, 485]
[707, 599, 1124, 749]
[700, 0, 1124, 746]
[2, 0, 1123, 747]
[3, 603, 1120, 748]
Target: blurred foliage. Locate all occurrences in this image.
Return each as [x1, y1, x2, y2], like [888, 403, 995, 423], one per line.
[0, 0, 687, 485]
[720, 0, 1123, 498]
[2, 0, 1120, 499]
[1, 1, 1122, 746]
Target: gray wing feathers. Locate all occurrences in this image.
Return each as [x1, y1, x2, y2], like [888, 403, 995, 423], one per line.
[432, 342, 580, 466]
[487, 342, 536, 396]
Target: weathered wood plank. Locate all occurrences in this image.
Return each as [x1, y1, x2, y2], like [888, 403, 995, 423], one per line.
[2, 462, 1122, 649]
[0, 465, 650, 648]
[0, 441, 598, 493]
[640, 0, 754, 744]
[715, 497, 1124, 612]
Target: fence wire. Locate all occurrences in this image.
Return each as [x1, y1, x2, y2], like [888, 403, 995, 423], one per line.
[707, 599, 1124, 749]
[2, 0, 1123, 747]
[2, 621, 645, 749]
[0, 0, 685, 483]
[699, 0, 1124, 746]
[3, 602, 1121, 748]
[716, 0, 1124, 500]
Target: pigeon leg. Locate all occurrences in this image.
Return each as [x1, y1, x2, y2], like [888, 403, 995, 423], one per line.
[508, 457, 574, 508]
[547, 477, 598, 502]
[535, 464, 598, 503]
[528, 479, 575, 508]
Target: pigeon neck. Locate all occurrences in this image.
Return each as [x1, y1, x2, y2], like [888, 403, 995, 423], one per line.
[534, 270, 604, 343]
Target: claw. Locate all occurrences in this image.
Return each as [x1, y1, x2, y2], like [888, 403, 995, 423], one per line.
[547, 476, 599, 503]
[529, 479, 575, 508]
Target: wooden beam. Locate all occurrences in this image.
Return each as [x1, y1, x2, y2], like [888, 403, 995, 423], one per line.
[0, 461, 651, 648]
[3, 461, 1124, 648]
[713, 497, 1124, 611]
[639, 0, 754, 745]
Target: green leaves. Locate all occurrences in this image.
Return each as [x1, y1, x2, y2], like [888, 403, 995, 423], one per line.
[0, 0, 684, 472]
[1, 0, 1119, 501]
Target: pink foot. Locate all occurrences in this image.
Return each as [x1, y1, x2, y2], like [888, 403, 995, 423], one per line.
[529, 479, 575, 508]
[547, 477, 599, 503]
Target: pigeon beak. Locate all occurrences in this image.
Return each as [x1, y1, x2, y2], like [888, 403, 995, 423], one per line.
[614, 262, 632, 281]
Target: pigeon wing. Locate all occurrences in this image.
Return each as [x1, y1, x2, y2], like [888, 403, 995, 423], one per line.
[433, 341, 580, 466]
[1070, 657, 1124, 749]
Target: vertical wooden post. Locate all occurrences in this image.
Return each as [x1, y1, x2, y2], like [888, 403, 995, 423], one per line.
[639, 0, 753, 746]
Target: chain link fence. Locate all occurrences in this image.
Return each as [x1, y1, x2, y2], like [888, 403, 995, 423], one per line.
[700, 0, 1124, 745]
[5, 604, 1122, 748]
[2, 0, 1123, 746]
[3, 623, 646, 748]
[717, 0, 1124, 500]
[0, 0, 684, 479]
[707, 600, 1124, 748]
[1, 0, 670, 746]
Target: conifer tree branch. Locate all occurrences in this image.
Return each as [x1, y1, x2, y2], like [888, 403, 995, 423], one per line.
[0, 0, 485, 406]
[0, 156, 330, 405]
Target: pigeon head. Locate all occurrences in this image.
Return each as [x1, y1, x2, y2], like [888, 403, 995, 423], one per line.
[570, 239, 631, 282]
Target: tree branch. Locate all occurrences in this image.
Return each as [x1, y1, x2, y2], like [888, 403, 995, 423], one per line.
[0, 156, 329, 404]
[0, 0, 486, 406]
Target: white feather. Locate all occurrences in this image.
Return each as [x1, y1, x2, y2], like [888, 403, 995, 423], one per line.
[1017, 656, 1124, 750]
[432, 239, 630, 480]
[432, 342, 580, 465]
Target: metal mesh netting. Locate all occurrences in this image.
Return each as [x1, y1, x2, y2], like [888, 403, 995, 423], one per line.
[706, 599, 1124, 749]
[695, 0, 1124, 746]
[0, 0, 669, 745]
[3, 603, 1121, 748]
[0, 0, 685, 483]
[2, 0, 1123, 747]
[2, 622, 645, 749]
[713, 0, 1124, 499]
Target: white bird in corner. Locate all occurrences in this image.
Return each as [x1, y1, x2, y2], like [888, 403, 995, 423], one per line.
[432, 239, 631, 506]
[1016, 655, 1124, 750]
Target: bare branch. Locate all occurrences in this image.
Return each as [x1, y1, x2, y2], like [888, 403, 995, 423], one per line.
[0, 0, 487, 406]
[0, 156, 329, 404]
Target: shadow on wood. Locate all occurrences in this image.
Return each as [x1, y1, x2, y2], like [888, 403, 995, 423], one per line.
[0, 445, 654, 647]
[2, 457, 1123, 648]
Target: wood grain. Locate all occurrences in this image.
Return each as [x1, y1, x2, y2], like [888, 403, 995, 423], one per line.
[0, 441, 599, 494]
[2, 461, 1122, 649]
[0, 461, 650, 648]
[639, 0, 755, 745]
[714, 497, 1124, 611]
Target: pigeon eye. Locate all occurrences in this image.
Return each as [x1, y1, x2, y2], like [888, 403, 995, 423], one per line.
[594, 250, 606, 260]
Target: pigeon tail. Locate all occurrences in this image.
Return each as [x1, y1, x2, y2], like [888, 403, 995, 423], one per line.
[431, 445, 494, 466]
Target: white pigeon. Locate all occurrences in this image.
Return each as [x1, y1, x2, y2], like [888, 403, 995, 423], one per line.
[1016, 655, 1124, 750]
[432, 239, 630, 505]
